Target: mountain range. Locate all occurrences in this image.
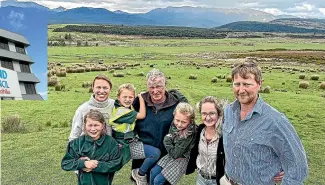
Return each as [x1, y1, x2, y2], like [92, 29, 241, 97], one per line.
[1, 0, 325, 33]
[1, 0, 296, 28]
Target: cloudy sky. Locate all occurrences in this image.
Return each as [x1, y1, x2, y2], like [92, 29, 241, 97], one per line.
[0, 6, 48, 100]
[2, 0, 325, 18]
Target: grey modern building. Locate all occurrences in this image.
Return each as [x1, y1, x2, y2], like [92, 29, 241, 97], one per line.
[0, 28, 43, 100]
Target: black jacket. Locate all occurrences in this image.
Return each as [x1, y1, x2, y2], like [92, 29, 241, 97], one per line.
[186, 124, 225, 185]
[131, 89, 188, 176]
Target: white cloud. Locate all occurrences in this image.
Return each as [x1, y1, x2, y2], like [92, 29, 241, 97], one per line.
[288, 3, 315, 12]
[319, 8, 325, 16]
[8, 10, 24, 29]
[262, 8, 284, 15]
[237, 2, 262, 8]
[17, 0, 199, 13]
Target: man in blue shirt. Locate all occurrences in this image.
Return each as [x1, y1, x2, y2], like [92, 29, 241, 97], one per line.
[222, 61, 308, 185]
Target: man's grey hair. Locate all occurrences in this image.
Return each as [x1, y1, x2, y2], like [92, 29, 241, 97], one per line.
[146, 68, 166, 85]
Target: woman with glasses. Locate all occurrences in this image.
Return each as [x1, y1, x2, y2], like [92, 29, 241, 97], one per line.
[189, 96, 227, 185]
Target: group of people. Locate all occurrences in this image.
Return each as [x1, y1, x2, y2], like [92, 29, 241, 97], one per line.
[61, 61, 308, 185]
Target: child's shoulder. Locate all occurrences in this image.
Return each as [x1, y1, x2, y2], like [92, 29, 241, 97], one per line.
[68, 135, 87, 148]
[102, 135, 119, 145]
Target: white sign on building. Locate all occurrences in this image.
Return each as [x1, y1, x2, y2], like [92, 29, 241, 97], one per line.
[0, 67, 22, 99]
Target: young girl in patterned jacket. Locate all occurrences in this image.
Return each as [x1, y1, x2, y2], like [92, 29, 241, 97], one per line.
[150, 102, 196, 185]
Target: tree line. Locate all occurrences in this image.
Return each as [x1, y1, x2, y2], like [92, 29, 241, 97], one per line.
[53, 25, 228, 39]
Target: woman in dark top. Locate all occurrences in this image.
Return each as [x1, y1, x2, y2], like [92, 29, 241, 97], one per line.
[187, 96, 226, 185]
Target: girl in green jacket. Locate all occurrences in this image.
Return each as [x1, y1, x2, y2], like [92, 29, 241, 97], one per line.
[150, 102, 196, 185]
[62, 110, 122, 185]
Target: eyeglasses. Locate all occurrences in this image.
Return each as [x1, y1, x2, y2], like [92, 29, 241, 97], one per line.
[201, 112, 218, 118]
[232, 82, 254, 88]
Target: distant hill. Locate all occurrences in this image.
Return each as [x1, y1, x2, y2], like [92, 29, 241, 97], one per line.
[1, 0, 280, 28]
[275, 15, 298, 19]
[48, 7, 155, 25]
[270, 18, 325, 30]
[216, 20, 325, 33]
[137, 6, 276, 27]
[47, 6, 278, 27]
[114, 10, 129, 15]
[51, 6, 66, 12]
[0, 0, 49, 10]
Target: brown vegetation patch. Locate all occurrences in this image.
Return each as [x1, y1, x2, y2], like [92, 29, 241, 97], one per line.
[299, 81, 309, 89]
[230, 50, 325, 65]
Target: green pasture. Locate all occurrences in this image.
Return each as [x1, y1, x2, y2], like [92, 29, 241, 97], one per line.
[2, 28, 325, 185]
[48, 42, 325, 63]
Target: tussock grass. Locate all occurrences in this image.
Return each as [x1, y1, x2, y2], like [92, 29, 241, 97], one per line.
[211, 77, 218, 83]
[113, 72, 125, 77]
[299, 74, 306, 79]
[226, 75, 232, 82]
[299, 81, 309, 89]
[320, 82, 325, 89]
[189, 74, 197, 80]
[310, 75, 320, 80]
[48, 77, 59, 86]
[1, 114, 26, 133]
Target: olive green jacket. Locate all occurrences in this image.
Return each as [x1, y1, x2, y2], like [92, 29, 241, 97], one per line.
[61, 135, 122, 185]
[163, 122, 196, 159]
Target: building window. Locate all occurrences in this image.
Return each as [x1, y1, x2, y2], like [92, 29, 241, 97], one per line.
[0, 37, 9, 51]
[1, 97, 14, 100]
[20, 62, 31, 73]
[0, 58, 14, 70]
[24, 83, 36, 94]
[15, 44, 26, 54]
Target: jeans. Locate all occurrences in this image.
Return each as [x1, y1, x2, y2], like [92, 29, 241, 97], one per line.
[196, 172, 217, 185]
[138, 144, 161, 175]
[150, 165, 167, 185]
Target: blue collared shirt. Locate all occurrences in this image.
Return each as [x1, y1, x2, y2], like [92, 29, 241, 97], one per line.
[223, 96, 308, 185]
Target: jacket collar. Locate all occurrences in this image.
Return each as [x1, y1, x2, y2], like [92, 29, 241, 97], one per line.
[232, 95, 263, 120]
[85, 134, 106, 146]
[89, 94, 110, 108]
[114, 99, 134, 110]
[142, 91, 178, 110]
[171, 121, 196, 139]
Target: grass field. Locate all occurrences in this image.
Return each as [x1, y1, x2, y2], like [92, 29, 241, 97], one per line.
[1, 25, 325, 185]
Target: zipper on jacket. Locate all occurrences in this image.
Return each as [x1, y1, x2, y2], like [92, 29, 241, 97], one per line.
[91, 142, 96, 158]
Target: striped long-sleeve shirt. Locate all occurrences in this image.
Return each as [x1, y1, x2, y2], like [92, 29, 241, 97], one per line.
[196, 127, 220, 176]
[223, 96, 308, 185]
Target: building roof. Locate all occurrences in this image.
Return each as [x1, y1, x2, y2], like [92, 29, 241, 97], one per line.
[22, 94, 43, 100]
[17, 72, 40, 83]
[0, 28, 30, 46]
[0, 49, 33, 63]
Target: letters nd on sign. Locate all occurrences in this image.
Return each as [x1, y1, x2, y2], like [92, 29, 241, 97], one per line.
[0, 69, 10, 88]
